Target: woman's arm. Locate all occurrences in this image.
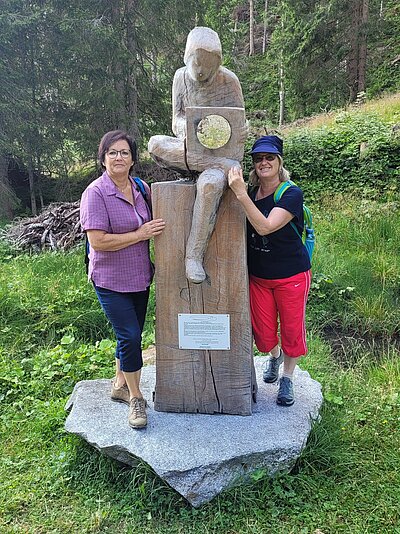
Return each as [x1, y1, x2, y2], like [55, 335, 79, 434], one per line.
[87, 218, 165, 252]
[228, 167, 293, 236]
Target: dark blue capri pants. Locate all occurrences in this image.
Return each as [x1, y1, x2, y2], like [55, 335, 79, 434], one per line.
[94, 285, 150, 373]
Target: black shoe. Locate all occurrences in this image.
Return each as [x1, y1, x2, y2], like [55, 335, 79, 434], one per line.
[277, 377, 294, 406]
[262, 351, 283, 383]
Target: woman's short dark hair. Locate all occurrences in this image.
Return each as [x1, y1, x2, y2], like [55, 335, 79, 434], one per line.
[98, 130, 137, 168]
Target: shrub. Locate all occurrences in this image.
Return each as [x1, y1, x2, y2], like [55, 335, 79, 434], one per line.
[284, 111, 400, 196]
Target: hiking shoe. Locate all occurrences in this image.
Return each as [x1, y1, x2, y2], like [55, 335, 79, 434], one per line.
[277, 377, 295, 406]
[111, 379, 130, 405]
[263, 351, 283, 383]
[128, 397, 148, 429]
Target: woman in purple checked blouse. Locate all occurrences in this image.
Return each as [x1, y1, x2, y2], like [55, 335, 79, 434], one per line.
[80, 130, 165, 430]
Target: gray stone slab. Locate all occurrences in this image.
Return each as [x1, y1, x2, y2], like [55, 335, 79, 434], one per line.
[65, 356, 323, 507]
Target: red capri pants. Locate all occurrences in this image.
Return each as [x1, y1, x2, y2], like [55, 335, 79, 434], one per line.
[249, 270, 311, 358]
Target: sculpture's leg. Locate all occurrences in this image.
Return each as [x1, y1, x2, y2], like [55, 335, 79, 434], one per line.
[185, 168, 226, 284]
[148, 135, 188, 172]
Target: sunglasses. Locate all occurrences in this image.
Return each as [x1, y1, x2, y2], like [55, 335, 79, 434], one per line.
[253, 154, 277, 163]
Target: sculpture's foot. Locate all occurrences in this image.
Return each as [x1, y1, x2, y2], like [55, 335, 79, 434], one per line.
[186, 259, 206, 284]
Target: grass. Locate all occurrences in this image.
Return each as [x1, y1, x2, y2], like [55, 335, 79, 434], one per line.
[362, 92, 400, 123]
[281, 91, 400, 132]
[309, 192, 400, 338]
[0, 192, 399, 532]
[1, 346, 399, 533]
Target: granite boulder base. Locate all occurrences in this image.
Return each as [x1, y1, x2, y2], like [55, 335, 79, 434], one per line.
[65, 357, 323, 508]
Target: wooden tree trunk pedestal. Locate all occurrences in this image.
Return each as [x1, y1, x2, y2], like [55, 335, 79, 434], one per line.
[152, 181, 257, 416]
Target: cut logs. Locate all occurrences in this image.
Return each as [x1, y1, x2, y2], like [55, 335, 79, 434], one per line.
[1, 201, 83, 251]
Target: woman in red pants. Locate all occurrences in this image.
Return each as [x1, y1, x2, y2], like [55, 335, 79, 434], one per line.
[228, 135, 311, 406]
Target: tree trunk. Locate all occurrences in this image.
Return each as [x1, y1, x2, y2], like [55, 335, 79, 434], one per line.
[150, 49, 158, 84]
[279, 40, 285, 126]
[37, 156, 44, 210]
[262, 0, 268, 54]
[125, 0, 140, 142]
[0, 153, 18, 220]
[232, 12, 239, 59]
[249, 0, 254, 56]
[357, 0, 369, 93]
[27, 157, 37, 216]
[347, 0, 361, 101]
[347, 0, 369, 101]
[110, 2, 126, 130]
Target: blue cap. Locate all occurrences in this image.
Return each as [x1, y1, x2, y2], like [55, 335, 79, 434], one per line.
[250, 135, 283, 156]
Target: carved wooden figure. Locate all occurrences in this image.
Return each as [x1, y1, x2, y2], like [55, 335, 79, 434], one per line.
[148, 26, 247, 284]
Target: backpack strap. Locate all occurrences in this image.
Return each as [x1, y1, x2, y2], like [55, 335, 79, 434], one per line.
[273, 180, 294, 203]
[133, 176, 148, 202]
[303, 204, 313, 230]
[273, 180, 303, 240]
[289, 220, 302, 240]
[133, 176, 152, 215]
[84, 235, 90, 274]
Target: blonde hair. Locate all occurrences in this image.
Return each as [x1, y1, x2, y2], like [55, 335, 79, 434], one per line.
[248, 155, 290, 187]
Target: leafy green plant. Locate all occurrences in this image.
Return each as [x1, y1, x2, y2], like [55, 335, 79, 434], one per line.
[0, 337, 116, 403]
[283, 108, 400, 197]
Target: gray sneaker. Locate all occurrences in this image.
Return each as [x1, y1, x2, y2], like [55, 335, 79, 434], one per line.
[263, 351, 283, 383]
[111, 379, 130, 405]
[277, 377, 294, 406]
[128, 397, 148, 429]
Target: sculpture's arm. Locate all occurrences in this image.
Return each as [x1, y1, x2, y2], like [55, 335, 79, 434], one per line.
[230, 72, 245, 108]
[172, 69, 187, 139]
[226, 71, 248, 144]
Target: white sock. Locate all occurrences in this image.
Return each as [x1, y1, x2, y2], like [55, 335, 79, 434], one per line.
[282, 370, 294, 380]
[270, 348, 281, 359]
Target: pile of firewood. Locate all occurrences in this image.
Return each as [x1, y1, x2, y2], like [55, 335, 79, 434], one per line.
[0, 165, 191, 253]
[1, 201, 83, 251]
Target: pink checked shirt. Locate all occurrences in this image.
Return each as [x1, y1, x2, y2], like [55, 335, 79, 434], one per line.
[80, 171, 153, 292]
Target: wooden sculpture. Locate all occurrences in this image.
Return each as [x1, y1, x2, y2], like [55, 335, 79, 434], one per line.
[148, 27, 256, 415]
[148, 26, 248, 284]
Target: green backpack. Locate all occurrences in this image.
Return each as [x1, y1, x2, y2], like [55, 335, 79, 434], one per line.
[274, 180, 315, 261]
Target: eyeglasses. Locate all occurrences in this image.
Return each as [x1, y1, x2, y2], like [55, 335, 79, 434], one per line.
[253, 154, 277, 163]
[107, 149, 131, 159]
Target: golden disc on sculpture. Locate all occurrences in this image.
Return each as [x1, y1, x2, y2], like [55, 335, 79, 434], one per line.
[196, 114, 232, 149]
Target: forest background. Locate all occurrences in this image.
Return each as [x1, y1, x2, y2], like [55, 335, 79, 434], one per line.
[0, 0, 399, 217]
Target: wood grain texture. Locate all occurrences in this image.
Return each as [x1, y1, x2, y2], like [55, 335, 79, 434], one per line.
[152, 181, 257, 415]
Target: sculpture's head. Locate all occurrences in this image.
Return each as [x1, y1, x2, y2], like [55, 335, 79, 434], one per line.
[184, 27, 222, 83]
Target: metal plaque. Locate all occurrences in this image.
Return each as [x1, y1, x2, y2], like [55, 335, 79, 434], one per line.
[178, 313, 230, 350]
